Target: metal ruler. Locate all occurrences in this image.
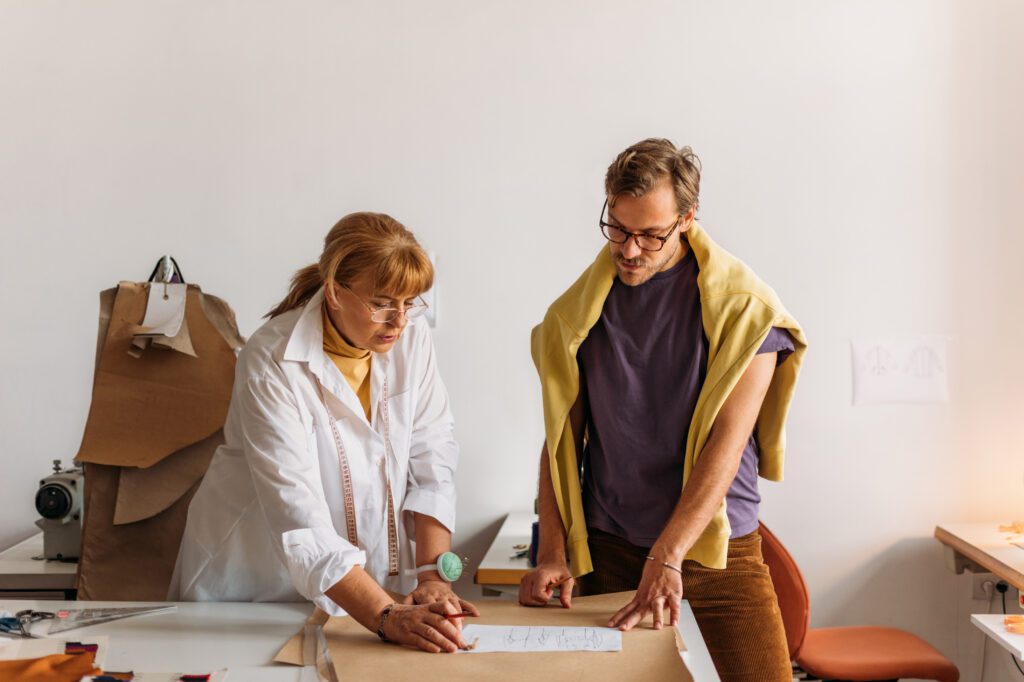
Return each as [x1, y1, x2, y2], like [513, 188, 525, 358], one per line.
[48, 605, 177, 634]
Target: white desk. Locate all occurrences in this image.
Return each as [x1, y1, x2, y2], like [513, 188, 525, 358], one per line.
[0, 533, 77, 599]
[0, 599, 313, 681]
[935, 522, 1024, 660]
[475, 512, 720, 681]
[972, 614, 1024, 660]
[2, 570, 716, 681]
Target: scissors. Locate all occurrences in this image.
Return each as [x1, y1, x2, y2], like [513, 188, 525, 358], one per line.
[0, 610, 55, 638]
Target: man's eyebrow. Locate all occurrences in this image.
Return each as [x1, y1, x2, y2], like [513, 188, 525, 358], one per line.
[606, 208, 668, 235]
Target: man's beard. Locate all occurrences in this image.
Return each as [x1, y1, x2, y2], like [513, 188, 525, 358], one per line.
[615, 247, 674, 284]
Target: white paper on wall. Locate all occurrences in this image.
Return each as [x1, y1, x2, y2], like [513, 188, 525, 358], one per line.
[850, 335, 950, 405]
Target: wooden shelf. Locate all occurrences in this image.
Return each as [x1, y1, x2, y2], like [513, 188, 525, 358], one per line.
[934, 523, 1024, 591]
[474, 512, 534, 586]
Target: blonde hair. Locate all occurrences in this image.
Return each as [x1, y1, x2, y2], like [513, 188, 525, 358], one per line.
[605, 138, 702, 214]
[266, 212, 434, 318]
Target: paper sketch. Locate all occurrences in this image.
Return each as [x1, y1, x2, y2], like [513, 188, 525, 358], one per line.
[850, 336, 950, 405]
[456, 625, 622, 654]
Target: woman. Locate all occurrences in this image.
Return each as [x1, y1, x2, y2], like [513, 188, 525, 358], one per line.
[170, 212, 477, 653]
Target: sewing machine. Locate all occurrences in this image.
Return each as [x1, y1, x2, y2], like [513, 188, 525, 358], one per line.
[34, 460, 84, 561]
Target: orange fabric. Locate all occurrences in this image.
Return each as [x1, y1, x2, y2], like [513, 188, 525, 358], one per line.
[0, 652, 100, 681]
[758, 523, 810, 659]
[798, 626, 959, 682]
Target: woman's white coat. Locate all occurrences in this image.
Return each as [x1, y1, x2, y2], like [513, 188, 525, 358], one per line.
[170, 288, 458, 615]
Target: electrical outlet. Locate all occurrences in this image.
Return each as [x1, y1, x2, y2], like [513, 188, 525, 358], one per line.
[971, 572, 997, 600]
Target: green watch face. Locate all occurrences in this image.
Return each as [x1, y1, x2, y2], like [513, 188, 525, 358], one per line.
[438, 552, 463, 582]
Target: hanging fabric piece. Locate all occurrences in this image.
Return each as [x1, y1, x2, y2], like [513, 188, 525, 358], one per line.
[74, 258, 245, 600]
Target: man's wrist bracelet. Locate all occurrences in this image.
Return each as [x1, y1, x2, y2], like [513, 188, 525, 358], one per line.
[377, 603, 396, 642]
[645, 555, 683, 575]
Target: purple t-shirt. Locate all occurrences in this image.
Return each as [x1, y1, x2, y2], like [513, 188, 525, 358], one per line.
[578, 250, 793, 547]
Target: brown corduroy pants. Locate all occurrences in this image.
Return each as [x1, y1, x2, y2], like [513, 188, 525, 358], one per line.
[578, 528, 792, 682]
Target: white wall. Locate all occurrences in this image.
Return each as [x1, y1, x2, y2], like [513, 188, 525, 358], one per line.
[2, 1, 1022, 678]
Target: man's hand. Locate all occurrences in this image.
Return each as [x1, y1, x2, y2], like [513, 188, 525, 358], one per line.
[382, 602, 468, 653]
[518, 561, 574, 608]
[402, 579, 479, 630]
[607, 558, 682, 631]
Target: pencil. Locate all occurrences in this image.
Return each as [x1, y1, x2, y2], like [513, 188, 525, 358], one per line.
[444, 612, 477, 620]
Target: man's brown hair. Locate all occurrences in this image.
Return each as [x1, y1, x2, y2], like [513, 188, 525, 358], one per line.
[605, 138, 701, 214]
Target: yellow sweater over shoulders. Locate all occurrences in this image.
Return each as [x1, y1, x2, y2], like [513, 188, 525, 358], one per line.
[531, 222, 807, 574]
[322, 305, 372, 421]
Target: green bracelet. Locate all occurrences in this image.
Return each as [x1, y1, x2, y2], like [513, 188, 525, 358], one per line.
[405, 551, 465, 583]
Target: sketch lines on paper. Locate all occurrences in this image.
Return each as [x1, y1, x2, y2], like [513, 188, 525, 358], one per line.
[850, 336, 950, 405]
[505, 626, 608, 650]
[458, 624, 622, 654]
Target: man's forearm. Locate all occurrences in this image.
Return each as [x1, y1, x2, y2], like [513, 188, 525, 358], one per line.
[652, 352, 778, 565]
[651, 433, 744, 564]
[536, 387, 586, 566]
[536, 444, 568, 564]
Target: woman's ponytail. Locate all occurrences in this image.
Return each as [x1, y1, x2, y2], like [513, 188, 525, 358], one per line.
[265, 263, 323, 318]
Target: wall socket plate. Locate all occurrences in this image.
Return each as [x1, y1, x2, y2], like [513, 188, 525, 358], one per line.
[971, 571, 997, 600]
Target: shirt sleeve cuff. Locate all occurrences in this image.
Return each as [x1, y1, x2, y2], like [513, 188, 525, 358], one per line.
[402, 488, 456, 534]
[280, 527, 366, 615]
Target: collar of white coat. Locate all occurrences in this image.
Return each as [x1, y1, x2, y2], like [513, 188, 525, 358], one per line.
[280, 286, 395, 426]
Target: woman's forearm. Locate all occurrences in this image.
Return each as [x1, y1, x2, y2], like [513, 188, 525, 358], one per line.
[324, 565, 394, 633]
[412, 512, 452, 582]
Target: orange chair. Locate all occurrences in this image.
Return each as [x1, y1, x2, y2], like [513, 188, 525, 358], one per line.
[758, 523, 959, 682]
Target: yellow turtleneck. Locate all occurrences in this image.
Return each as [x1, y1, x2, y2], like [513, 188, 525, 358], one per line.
[322, 304, 372, 421]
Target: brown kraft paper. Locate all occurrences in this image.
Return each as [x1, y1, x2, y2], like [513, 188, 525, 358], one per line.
[74, 281, 243, 600]
[277, 592, 692, 681]
[76, 282, 237, 469]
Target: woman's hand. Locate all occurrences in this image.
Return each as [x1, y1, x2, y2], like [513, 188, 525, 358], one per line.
[518, 560, 574, 608]
[403, 579, 480, 628]
[607, 556, 682, 631]
[381, 602, 469, 653]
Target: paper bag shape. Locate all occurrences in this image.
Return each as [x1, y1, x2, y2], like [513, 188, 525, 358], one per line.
[74, 282, 244, 600]
[78, 282, 241, 467]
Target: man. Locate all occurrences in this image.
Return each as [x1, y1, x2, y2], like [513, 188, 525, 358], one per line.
[519, 138, 806, 681]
